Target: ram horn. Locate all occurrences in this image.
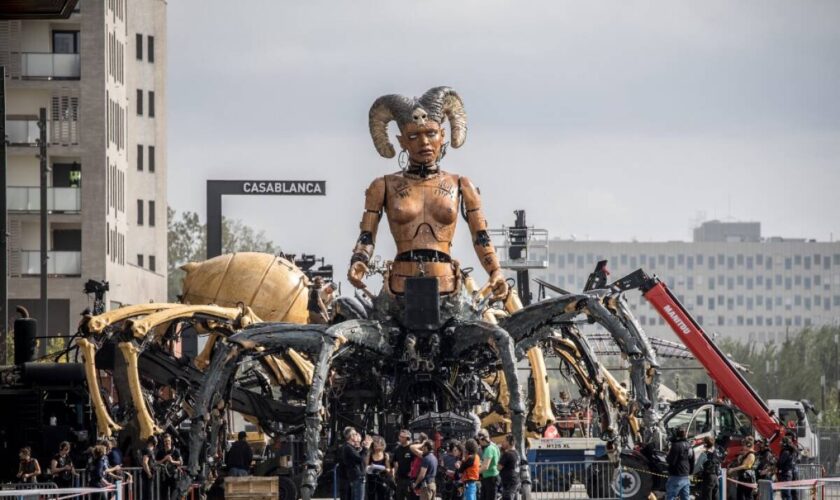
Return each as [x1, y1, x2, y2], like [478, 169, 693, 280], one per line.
[420, 87, 467, 149]
[369, 94, 410, 158]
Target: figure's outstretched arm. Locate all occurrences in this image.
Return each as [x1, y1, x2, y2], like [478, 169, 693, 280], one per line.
[461, 176, 508, 297]
[348, 177, 386, 289]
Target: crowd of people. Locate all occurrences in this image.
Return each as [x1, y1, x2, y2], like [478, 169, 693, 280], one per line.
[12, 433, 185, 500]
[665, 428, 803, 500]
[335, 427, 521, 500]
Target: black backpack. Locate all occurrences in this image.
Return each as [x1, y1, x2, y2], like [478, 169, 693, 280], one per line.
[701, 450, 721, 476]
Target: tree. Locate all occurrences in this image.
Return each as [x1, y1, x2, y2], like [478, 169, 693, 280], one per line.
[716, 326, 840, 425]
[167, 207, 282, 301]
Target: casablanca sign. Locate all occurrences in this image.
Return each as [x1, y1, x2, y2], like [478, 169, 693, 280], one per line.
[206, 179, 327, 258]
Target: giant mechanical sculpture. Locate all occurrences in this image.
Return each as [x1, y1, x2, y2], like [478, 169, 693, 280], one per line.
[72, 87, 682, 499]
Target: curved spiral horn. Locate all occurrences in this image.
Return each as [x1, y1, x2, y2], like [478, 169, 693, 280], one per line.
[368, 94, 413, 158]
[419, 87, 467, 148]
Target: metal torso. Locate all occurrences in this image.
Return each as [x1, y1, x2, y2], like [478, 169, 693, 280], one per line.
[383, 171, 460, 256]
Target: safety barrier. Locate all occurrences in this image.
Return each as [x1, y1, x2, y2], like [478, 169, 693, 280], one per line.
[75, 466, 162, 500]
[531, 460, 620, 499]
[0, 479, 121, 499]
[756, 477, 840, 500]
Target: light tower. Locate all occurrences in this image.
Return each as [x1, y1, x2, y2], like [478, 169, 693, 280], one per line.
[489, 210, 548, 306]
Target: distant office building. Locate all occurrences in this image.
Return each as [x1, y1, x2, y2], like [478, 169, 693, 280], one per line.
[531, 221, 840, 343]
[1, 0, 167, 346]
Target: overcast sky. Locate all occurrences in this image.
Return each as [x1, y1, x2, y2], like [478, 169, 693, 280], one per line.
[167, 1, 840, 283]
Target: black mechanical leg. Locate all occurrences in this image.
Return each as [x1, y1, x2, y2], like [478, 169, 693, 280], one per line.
[453, 321, 531, 500]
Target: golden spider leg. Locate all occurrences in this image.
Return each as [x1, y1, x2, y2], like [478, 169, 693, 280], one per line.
[130, 305, 261, 341]
[481, 290, 556, 429]
[118, 342, 162, 440]
[86, 303, 184, 335]
[77, 338, 123, 438]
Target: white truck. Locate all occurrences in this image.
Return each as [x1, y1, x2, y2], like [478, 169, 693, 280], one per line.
[767, 399, 819, 462]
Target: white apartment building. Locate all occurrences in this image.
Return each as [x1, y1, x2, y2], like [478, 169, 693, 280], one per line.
[2, 0, 167, 348]
[530, 221, 840, 343]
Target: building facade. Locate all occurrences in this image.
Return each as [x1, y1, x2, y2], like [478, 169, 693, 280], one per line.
[530, 221, 840, 343]
[1, 0, 167, 348]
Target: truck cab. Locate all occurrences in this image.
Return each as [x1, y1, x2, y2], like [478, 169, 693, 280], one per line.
[660, 400, 754, 466]
[768, 399, 819, 462]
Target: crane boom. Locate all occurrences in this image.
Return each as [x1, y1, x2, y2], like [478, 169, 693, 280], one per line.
[612, 269, 787, 455]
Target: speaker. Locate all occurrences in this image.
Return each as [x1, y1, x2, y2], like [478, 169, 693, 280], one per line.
[14, 317, 38, 365]
[696, 383, 708, 399]
[404, 277, 440, 330]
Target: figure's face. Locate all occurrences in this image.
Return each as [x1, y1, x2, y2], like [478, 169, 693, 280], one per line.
[397, 121, 445, 166]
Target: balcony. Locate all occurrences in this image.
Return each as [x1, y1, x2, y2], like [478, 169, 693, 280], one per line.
[7, 187, 81, 212]
[5, 119, 41, 145]
[18, 250, 81, 275]
[20, 52, 80, 79]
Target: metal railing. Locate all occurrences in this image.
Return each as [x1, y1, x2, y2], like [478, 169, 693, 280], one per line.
[7, 186, 82, 212]
[77, 466, 161, 500]
[5, 119, 41, 145]
[18, 250, 81, 275]
[531, 460, 620, 499]
[20, 52, 81, 79]
[797, 463, 826, 480]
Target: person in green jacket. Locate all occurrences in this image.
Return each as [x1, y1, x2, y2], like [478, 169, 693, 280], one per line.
[477, 429, 499, 500]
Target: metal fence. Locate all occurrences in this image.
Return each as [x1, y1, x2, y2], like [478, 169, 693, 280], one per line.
[76, 466, 161, 500]
[817, 427, 840, 476]
[531, 460, 620, 499]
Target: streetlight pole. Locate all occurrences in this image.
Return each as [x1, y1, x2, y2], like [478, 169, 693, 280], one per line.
[37, 108, 48, 356]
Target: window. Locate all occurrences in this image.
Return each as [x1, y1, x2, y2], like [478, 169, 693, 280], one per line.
[137, 254, 144, 267]
[149, 256, 156, 272]
[136, 33, 143, 59]
[136, 89, 143, 115]
[53, 30, 79, 54]
[148, 91, 155, 117]
[148, 200, 156, 226]
[148, 146, 155, 172]
[137, 144, 144, 171]
[137, 199, 144, 225]
[148, 36, 155, 62]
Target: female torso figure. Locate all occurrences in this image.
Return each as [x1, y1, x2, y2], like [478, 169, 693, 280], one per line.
[348, 87, 507, 299]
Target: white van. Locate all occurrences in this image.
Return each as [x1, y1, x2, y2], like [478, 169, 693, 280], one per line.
[767, 399, 819, 461]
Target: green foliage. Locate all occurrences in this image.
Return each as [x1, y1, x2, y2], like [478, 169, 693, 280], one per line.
[716, 326, 840, 425]
[167, 207, 282, 302]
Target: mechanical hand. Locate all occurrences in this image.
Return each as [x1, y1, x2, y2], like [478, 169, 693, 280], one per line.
[348, 261, 369, 289]
[488, 269, 509, 300]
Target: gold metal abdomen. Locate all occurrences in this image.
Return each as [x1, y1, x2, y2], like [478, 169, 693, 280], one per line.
[180, 252, 310, 324]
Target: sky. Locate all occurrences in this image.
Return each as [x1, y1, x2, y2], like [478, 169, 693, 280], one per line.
[166, 1, 840, 283]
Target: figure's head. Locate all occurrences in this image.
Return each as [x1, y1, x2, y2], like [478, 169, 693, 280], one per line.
[19, 447, 31, 460]
[369, 87, 467, 166]
[60, 441, 71, 454]
[397, 121, 446, 167]
[238, 431, 248, 441]
[703, 436, 715, 449]
[162, 433, 173, 448]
